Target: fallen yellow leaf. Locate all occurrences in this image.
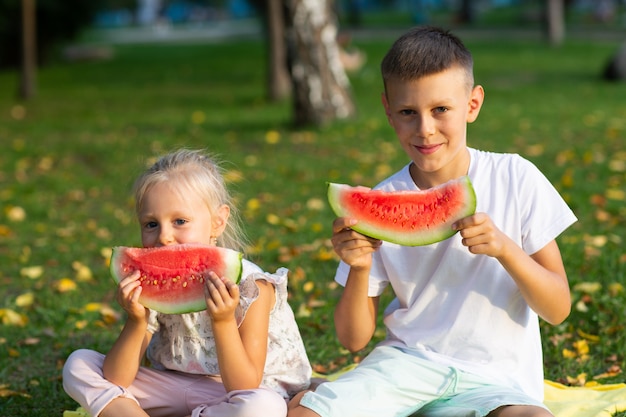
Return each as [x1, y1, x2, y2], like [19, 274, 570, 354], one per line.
[20, 265, 43, 279]
[55, 278, 77, 293]
[0, 308, 28, 326]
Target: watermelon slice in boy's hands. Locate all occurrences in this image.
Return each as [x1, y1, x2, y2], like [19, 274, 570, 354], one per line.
[110, 243, 243, 314]
[327, 176, 476, 246]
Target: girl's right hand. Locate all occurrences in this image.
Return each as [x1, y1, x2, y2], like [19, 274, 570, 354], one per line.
[116, 270, 149, 323]
[331, 217, 382, 270]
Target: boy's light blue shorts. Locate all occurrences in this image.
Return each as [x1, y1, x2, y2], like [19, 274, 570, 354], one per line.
[300, 345, 550, 417]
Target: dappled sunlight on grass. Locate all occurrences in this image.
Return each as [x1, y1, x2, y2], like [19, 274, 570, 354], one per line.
[1, 37, 625, 414]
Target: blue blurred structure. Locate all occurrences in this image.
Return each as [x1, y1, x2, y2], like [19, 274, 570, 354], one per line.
[94, 0, 257, 27]
[92, 0, 625, 28]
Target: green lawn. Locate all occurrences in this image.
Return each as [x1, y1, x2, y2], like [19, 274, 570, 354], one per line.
[0, 28, 625, 416]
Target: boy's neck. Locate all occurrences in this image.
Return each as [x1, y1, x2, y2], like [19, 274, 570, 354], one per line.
[409, 148, 471, 189]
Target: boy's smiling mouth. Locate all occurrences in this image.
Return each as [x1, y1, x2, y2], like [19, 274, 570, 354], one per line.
[415, 144, 442, 154]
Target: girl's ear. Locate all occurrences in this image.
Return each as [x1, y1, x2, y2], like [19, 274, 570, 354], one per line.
[466, 85, 484, 123]
[212, 204, 230, 238]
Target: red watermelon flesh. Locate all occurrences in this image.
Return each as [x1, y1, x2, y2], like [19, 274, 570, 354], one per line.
[327, 176, 476, 246]
[110, 243, 243, 314]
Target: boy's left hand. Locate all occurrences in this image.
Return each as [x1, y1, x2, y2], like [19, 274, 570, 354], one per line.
[453, 212, 510, 258]
[204, 271, 239, 323]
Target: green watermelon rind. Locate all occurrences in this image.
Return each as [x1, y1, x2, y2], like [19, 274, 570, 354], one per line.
[327, 176, 477, 246]
[110, 244, 243, 314]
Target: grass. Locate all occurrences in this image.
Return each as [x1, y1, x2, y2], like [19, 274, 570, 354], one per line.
[0, 27, 625, 416]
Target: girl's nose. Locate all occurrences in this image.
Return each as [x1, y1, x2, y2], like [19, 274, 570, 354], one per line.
[158, 227, 175, 246]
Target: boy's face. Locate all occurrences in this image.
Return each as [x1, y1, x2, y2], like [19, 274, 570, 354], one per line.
[138, 181, 228, 248]
[382, 66, 484, 187]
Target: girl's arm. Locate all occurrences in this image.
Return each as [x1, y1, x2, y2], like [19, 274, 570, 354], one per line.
[454, 213, 571, 324]
[103, 271, 153, 387]
[207, 274, 274, 392]
[103, 318, 152, 387]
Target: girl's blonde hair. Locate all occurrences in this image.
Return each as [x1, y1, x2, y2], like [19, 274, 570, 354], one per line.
[133, 149, 247, 252]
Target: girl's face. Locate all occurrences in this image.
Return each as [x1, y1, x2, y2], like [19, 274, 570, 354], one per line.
[138, 181, 229, 248]
[381, 66, 484, 188]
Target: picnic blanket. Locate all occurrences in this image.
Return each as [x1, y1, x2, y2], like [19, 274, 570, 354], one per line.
[63, 372, 626, 417]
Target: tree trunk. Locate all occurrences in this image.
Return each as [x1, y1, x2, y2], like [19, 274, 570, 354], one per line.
[284, 0, 356, 127]
[546, 0, 565, 46]
[266, 0, 291, 101]
[20, 0, 37, 99]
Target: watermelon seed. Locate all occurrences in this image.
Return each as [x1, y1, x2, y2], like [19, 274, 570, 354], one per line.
[153, 280, 158, 286]
[183, 282, 188, 288]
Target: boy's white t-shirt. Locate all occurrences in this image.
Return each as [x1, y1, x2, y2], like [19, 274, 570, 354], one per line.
[335, 148, 577, 401]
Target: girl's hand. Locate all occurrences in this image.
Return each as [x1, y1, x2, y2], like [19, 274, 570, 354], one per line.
[331, 217, 382, 270]
[116, 270, 149, 323]
[453, 212, 510, 258]
[204, 271, 239, 323]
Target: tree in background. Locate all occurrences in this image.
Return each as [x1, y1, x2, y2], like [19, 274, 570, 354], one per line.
[283, 0, 356, 126]
[0, 0, 103, 69]
[251, 0, 292, 101]
[546, 0, 565, 46]
[252, 0, 356, 127]
[20, 0, 37, 99]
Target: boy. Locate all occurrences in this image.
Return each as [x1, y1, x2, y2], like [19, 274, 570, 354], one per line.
[288, 26, 576, 417]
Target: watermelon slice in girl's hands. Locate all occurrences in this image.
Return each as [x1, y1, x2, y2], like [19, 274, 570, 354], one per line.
[110, 243, 243, 314]
[327, 176, 476, 246]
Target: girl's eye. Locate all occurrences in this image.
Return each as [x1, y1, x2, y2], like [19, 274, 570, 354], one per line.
[145, 221, 158, 229]
[175, 219, 188, 226]
[399, 109, 415, 116]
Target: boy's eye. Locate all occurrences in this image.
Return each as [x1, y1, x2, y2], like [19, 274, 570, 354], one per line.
[399, 109, 415, 116]
[145, 221, 158, 229]
[434, 106, 448, 113]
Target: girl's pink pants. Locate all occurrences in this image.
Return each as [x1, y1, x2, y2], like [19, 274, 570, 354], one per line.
[63, 349, 287, 417]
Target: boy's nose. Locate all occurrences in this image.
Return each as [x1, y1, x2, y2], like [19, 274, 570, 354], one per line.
[416, 116, 436, 137]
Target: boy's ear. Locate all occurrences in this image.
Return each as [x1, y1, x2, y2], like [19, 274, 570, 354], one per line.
[212, 204, 230, 238]
[467, 85, 484, 123]
[381, 91, 392, 122]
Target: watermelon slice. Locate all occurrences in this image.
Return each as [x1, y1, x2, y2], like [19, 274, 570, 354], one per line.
[327, 176, 476, 246]
[110, 243, 243, 314]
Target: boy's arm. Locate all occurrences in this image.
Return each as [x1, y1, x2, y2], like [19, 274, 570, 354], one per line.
[454, 213, 571, 325]
[334, 268, 380, 352]
[500, 239, 570, 325]
[331, 217, 382, 352]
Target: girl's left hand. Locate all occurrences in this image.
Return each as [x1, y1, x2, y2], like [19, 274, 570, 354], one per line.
[453, 212, 510, 258]
[204, 271, 240, 323]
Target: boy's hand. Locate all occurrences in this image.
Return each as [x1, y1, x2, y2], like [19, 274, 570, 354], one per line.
[453, 212, 510, 258]
[204, 271, 239, 323]
[116, 270, 149, 323]
[331, 217, 382, 270]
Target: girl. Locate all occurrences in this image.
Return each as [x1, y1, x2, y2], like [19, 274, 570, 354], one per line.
[63, 149, 312, 417]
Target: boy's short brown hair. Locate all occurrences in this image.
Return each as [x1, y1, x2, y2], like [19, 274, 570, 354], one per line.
[381, 26, 474, 91]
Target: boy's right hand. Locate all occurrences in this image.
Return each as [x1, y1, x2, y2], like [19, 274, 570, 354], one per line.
[116, 270, 149, 323]
[331, 217, 382, 270]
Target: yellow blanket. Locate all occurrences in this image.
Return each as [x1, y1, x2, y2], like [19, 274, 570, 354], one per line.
[544, 380, 626, 417]
[63, 377, 626, 417]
